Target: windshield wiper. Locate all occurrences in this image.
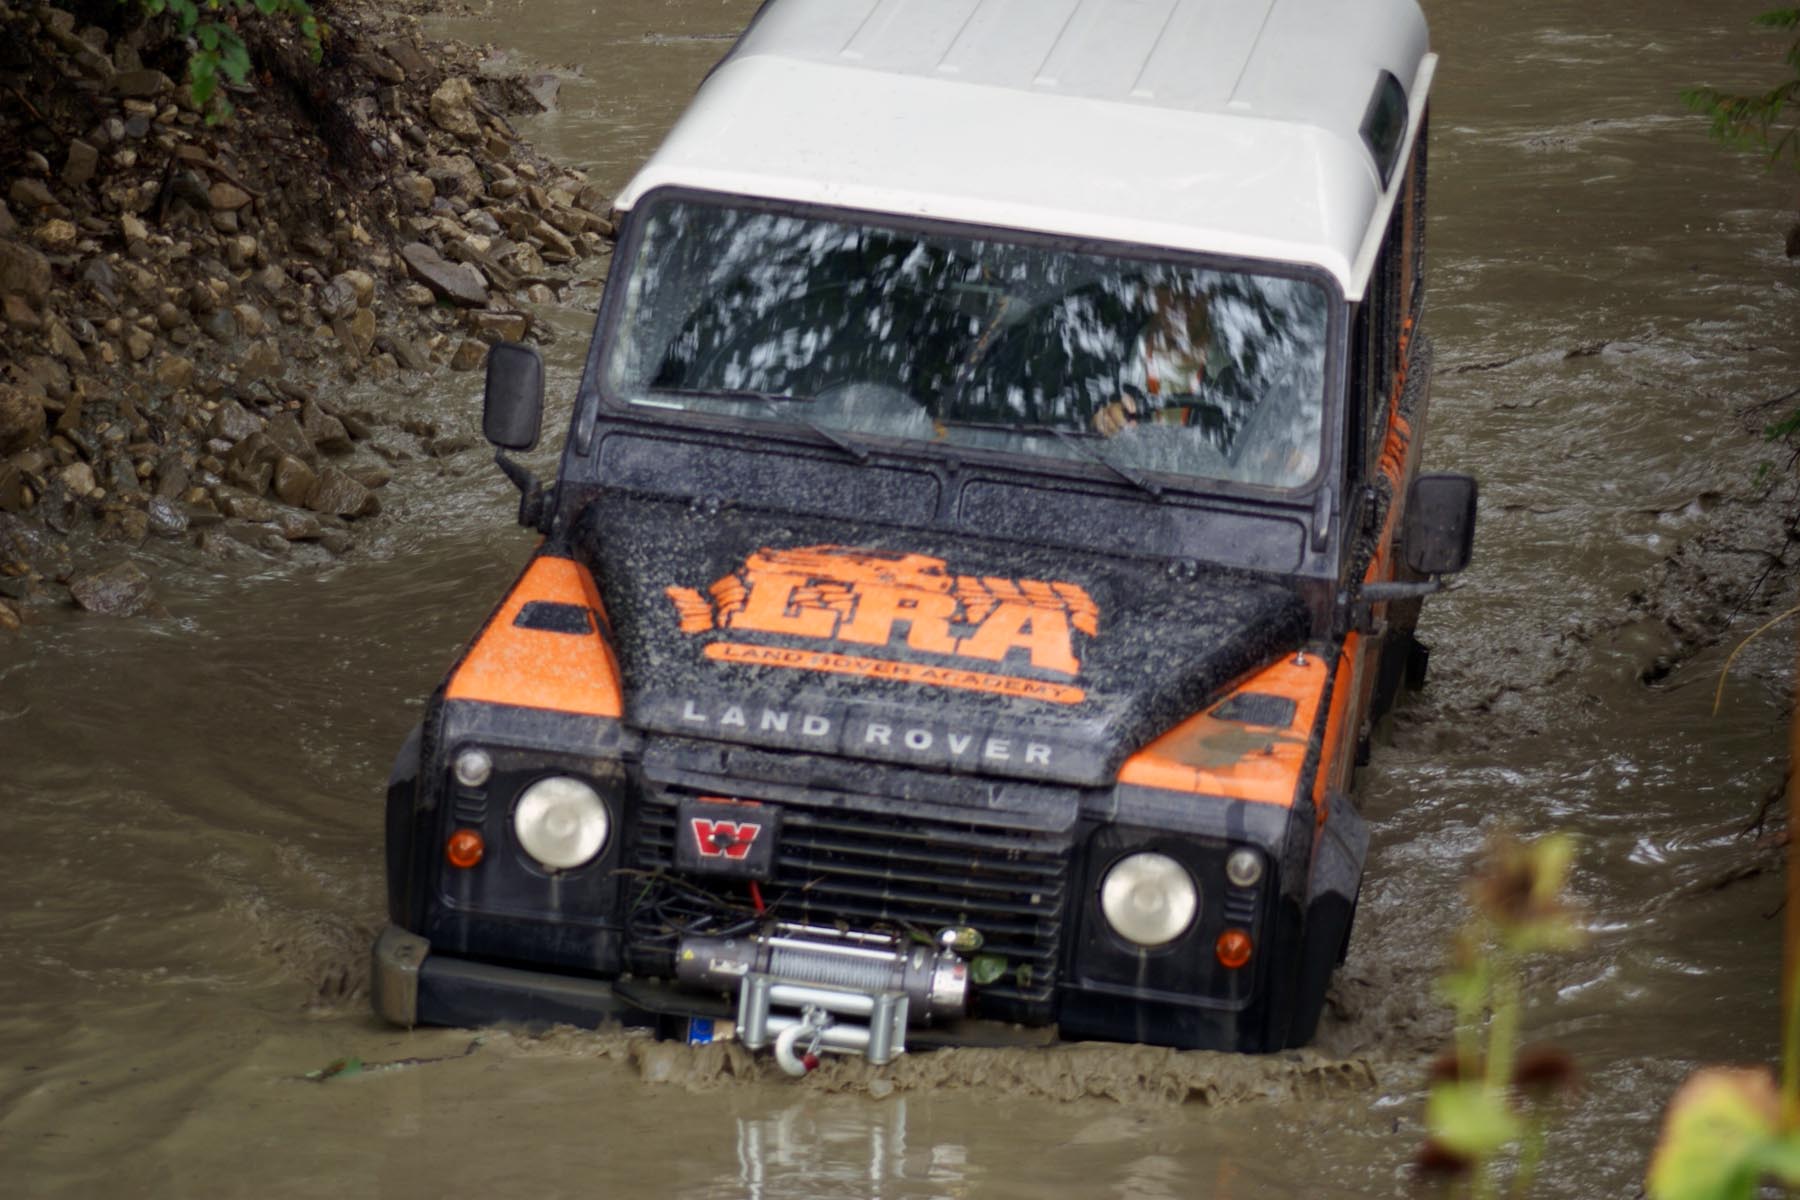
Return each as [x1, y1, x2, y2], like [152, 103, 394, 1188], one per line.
[1048, 428, 1164, 500]
[645, 387, 870, 464]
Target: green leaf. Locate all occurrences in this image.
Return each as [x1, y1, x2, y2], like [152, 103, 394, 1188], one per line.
[1648, 1068, 1781, 1200]
[969, 954, 1006, 986]
[1425, 1080, 1521, 1160]
[218, 33, 252, 85]
[1750, 1132, 1800, 1184]
[196, 24, 219, 50]
[188, 54, 217, 105]
[1436, 961, 1488, 1014]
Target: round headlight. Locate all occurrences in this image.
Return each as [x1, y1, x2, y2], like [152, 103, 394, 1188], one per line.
[1225, 847, 1264, 888]
[453, 747, 493, 788]
[514, 776, 609, 870]
[1099, 852, 1198, 948]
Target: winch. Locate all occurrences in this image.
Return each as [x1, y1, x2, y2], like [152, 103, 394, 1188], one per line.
[676, 923, 968, 1074]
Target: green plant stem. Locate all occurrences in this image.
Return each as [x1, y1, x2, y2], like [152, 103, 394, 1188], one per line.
[1486, 957, 1520, 1096]
[1785, 622, 1800, 1129]
[1512, 1114, 1547, 1198]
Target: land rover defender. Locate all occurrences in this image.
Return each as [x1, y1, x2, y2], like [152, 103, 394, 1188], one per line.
[372, 0, 1474, 1061]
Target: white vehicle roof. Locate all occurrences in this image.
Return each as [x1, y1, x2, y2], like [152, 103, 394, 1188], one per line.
[616, 0, 1433, 299]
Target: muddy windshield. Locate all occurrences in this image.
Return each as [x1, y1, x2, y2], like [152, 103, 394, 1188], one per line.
[603, 198, 1331, 490]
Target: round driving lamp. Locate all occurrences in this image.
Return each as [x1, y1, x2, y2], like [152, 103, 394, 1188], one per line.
[513, 776, 610, 870]
[1099, 852, 1199, 948]
[453, 747, 493, 788]
[1225, 847, 1264, 888]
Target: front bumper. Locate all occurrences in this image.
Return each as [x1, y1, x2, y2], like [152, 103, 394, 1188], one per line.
[370, 925, 1063, 1048]
[372, 925, 647, 1031]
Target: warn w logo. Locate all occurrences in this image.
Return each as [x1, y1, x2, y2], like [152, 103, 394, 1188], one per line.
[664, 545, 1099, 705]
[690, 818, 761, 861]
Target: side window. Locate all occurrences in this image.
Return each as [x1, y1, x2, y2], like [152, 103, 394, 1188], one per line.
[1362, 122, 1429, 474]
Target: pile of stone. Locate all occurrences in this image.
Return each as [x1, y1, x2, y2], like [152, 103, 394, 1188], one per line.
[0, 0, 614, 629]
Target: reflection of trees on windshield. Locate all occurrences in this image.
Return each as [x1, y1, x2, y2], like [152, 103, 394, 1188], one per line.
[609, 200, 1329, 489]
[648, 212, 986, 400]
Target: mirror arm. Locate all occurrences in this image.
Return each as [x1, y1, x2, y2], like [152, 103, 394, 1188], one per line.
[495, 451, 553, 534]
[1338, 577, 1450, 636]
[1359, 579, 1444, 604]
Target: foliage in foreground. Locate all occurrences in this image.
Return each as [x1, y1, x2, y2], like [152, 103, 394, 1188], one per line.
[1417, 834, 1584, 1195]
[1683, 8, 1800, 172]
[120, 0, 322, 119]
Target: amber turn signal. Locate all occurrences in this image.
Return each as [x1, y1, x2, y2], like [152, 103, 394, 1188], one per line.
[1215, 928, 1252, 969]
[446, 828, 485, 868]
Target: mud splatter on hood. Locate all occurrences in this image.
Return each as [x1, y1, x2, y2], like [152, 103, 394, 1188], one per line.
[577, 496, 1308, 788]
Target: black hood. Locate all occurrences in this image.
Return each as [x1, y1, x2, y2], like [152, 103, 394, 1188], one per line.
[578, 496, 1307, 788]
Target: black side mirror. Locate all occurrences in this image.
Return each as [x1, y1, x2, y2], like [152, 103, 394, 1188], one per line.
[483, 341, 544, 451]
[1402, 473, 1477, 576]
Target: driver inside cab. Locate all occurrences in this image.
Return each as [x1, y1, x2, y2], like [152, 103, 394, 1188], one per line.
[1093, 282, 1215, 437]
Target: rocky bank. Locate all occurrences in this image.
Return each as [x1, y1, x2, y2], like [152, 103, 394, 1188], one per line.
[0, 0, 615, 628]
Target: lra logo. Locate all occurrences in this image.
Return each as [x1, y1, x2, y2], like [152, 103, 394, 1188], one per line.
[665, 546, 1099, 704]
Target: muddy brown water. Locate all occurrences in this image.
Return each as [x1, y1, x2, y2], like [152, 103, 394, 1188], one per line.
[4, 0, 1798, 1195]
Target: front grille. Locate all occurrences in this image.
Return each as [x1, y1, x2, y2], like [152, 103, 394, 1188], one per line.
[625, 793, 1073, 1022]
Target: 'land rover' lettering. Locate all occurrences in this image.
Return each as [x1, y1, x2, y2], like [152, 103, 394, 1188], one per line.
[665, 546, 1099, 703]
[671, 697, 1057, 767]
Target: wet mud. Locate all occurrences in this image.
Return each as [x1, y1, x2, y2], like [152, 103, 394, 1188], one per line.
[3, 0, 1798, 1197]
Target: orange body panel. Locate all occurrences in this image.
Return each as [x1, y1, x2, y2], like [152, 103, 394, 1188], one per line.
[1314, 635, 1361, 822]
[1116, 652, 1331, 807]
[445, 556, 624, 719]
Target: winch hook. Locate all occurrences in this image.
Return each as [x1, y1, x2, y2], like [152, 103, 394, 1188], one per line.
[773, 1005, 831, 1077]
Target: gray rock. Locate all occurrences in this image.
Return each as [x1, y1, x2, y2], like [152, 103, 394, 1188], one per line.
[301, 401, 352, 454]
[111, 69, 173, 98]
[0, 385, 45, 455]
[153, 355, 194, 390]
[304, 466, 375, 518]
[0, 242, 51, 301]
[381, 334, 431, 371]
[9, 178, 56, 211]
[200, 309, 237, 341]
[208, 182, 252, 211]
[399, 173, 435, 210]
[381, 37, 431, 77]
[400, 242, 488, 307]
[69, 561, 154, 616]
[335, 269, 375, 308]
[122, 113, 150, 140]
[215, 489, 276, 522]
[236, 339, 282, 383]
[262, 412, 314, 463]
[80, 256, 116, 293]
[271, 507, 321, 541]
[527, 73, 561, 112]
[347, 464, 392, 491]
[272, 454, 316, 507]
[429, 77, 482, 141]
[3, 294, 41, 331]
[449, 339, 487, 372]
[316, 277, 357, 321]
[208, 399, 263, 443]
[62, 140, 99, 187]
[424, 154, 484, 200]
[146, 496, 188, 536]
[249, 265, 289, 299]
